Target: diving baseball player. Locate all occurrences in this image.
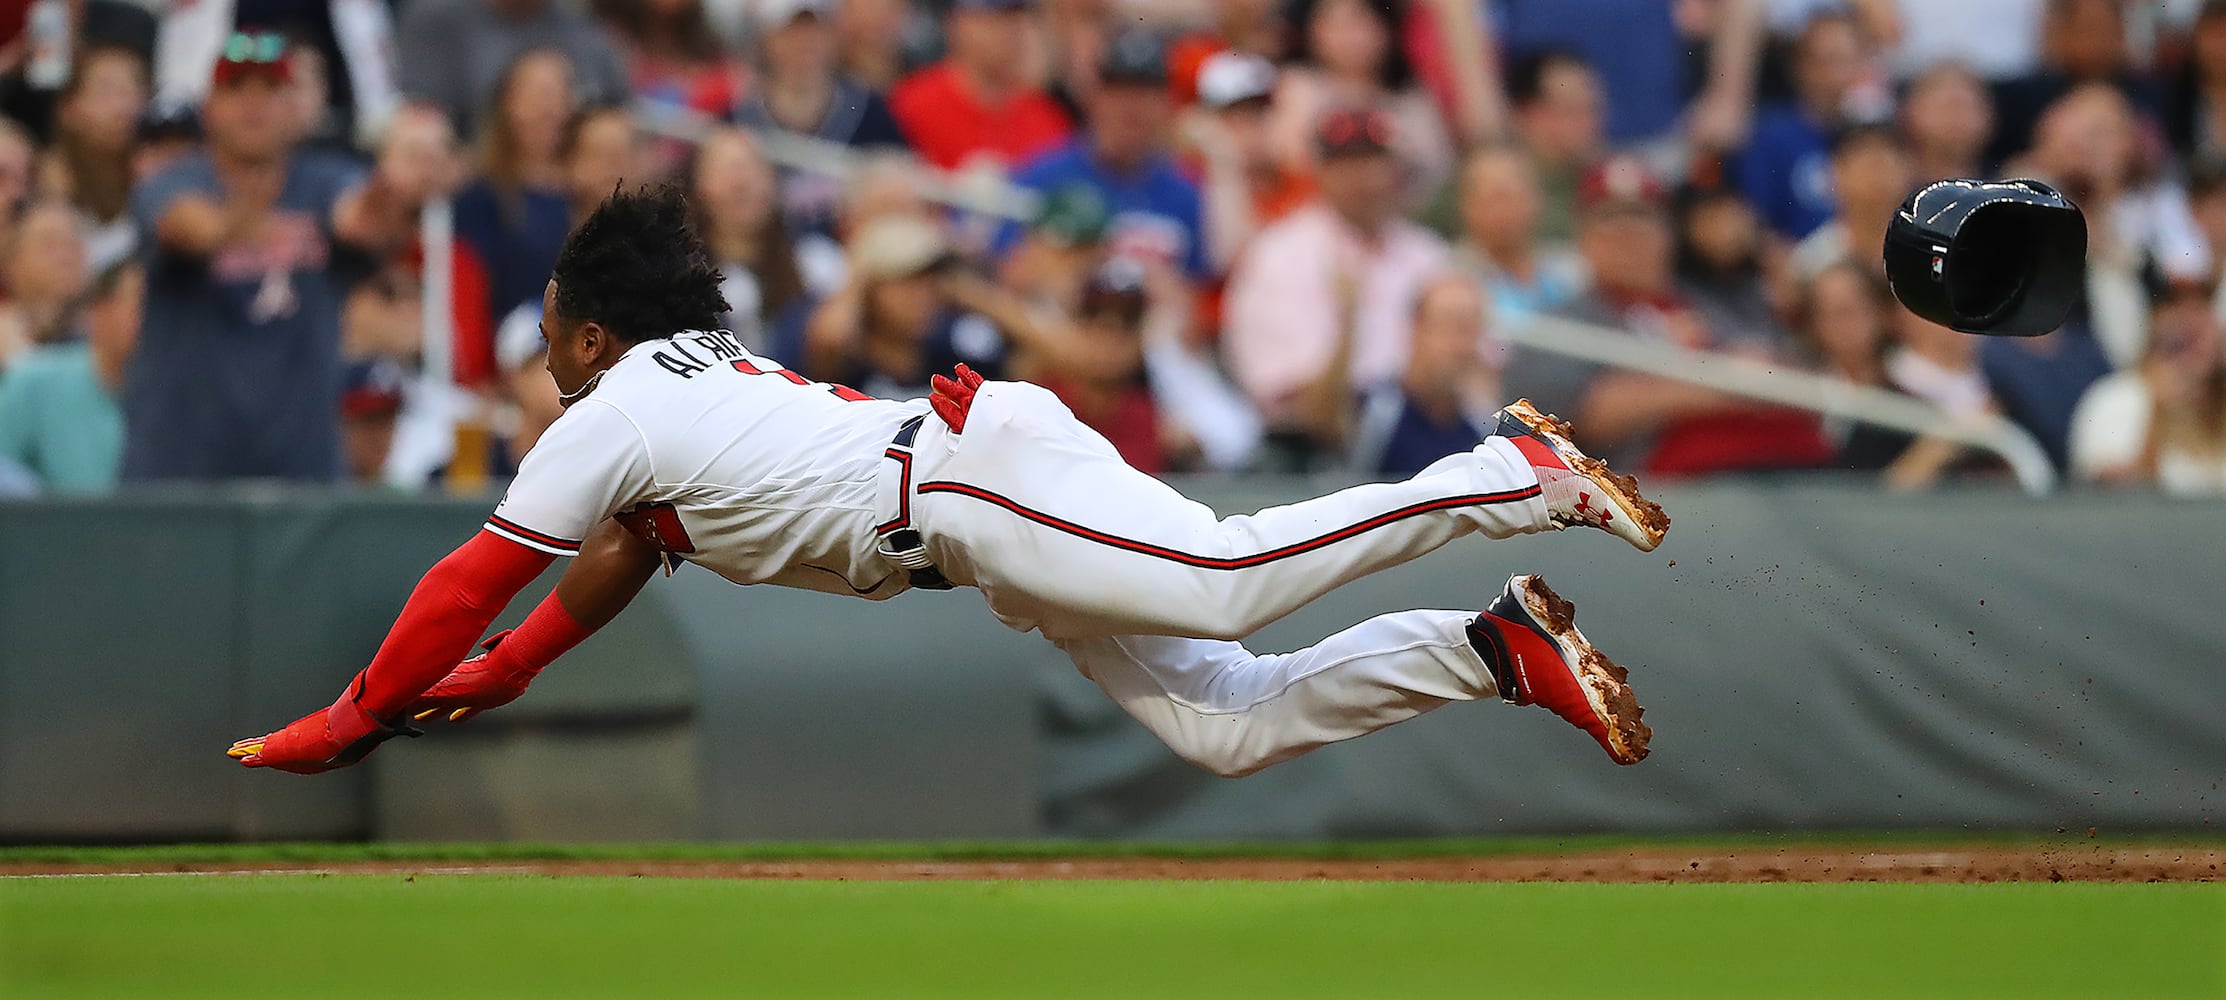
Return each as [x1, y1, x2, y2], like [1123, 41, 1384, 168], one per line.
[230, 186, 1668, 778]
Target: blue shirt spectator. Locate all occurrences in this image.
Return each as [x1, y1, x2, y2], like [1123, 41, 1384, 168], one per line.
[999, 140, 1210, 281]
[1733, 103, 1836, 238]
[1980, 326, 2113, 471]
[1493, 0, 1684, 143]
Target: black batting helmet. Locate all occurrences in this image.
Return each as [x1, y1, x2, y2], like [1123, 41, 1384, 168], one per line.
[1883, 178, 2087, 336]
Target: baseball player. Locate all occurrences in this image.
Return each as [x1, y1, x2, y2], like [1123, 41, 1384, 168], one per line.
[230, 186, 1668, 778]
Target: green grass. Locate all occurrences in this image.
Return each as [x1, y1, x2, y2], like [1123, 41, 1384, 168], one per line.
[2, 876, 2220, 998]
[1, 828, 2215, 866]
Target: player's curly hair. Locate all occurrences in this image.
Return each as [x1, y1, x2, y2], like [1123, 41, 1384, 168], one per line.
[551, 182, 730, 344]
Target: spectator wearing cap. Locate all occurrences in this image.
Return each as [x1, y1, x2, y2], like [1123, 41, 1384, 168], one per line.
[394, 0, 628, 135]
[453, 49, 577, 325]
[1449, 144, 1579, 339]
[732, 0, 910, 245]
[1037, 259, 1173, 474]
[1787, 123, 1914, 284]
[1223, 108, 1448, 452]
[124, 32, 436, 482]
[1166, 0, 1288, 107]
[797, 214, 1025, 398]
[1000, 183, 1112, 318]
[338, 360, 407, 484]
[0, 261, 139, 495]
[1502, 50, 1605, 248]
[1734, 10, 1877, 240]
[689, 126, 809, 354]
[151, 0, 400, 148]
[591, 0, 741, 124]
[39, 44, 150, 275]
[1269, 0, 1455, 202]
[1000, 31, 1210, 283]
[889, 0, 1072, 172]
[1183, 50, 1314, 273]
[1347, 273, 1502, 479]
[1504, 156, 1830, 475]
[1987, 0, 2166, 169]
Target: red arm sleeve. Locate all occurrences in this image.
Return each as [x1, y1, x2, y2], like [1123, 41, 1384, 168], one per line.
[482, 587, 595, 680]
[349, 530, 556, 719]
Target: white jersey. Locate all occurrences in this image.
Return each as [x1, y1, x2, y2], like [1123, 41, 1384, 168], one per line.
[485, 330, 928, 599]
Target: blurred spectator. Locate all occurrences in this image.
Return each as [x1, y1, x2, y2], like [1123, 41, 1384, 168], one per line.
[0, 200, 91, 359]
[2070, 284, 2226, 494]
[562, 105, 650, 217]
[1504, 50, 1604, 247]
[592, 0, 741, 122]
[889, 0, 1072, 172]
[798, 214, 1024, 396]
[1004, 30, 1209, 281]
[1183, 51, 1313, 272]
[1450, 144, 1578, 338]
[732, 0, 908, 244]
[1223, 108, 1447, 449]
[0, 116, 35, 221]
[1899, 61, 1996, 182]
[124, 32, 429, 482]
[1977, 318, 2113, 474]
[1888, 306, 1996, 419]
[1674, 178, 1779, 348]
[1735, 11, 1875, 239]
[1269, 0, 1454, 201]
[2014, 83, 2207, 367]
[1168, 0, 1288, 106]
[690, 126, 808, 352]
[0, 262, 140, 495]
[395, 0, 628, 134]
[453, 49, 577, 323]
[341, 105, 493, 385]
[1886, 0, 2043, 82]
[2169, 0, 2226, 163]
[151, 0, 399, 147]
[494, 300, 565, 458]
[132, 104, 200, 182]
[1787, 123, 1914, 282]
[1987, 0, 2166, 167]
[1503, 156, 1828, 474]
[1036, 259, 1172, 473]
[39, 44, 149, 273]
[1496, 0, 1764, 147]
[339, 360, 406, 484]
[834, 0, 927, 90]
[1348, 273, 1500, 478]
[1001, 183, 1110, 316]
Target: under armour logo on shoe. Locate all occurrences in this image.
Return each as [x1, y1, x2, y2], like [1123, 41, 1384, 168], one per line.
[1571, 492, 1613, 525]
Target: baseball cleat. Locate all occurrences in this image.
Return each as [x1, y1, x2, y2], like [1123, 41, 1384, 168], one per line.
[1469, 574, 1651, 765]
[1493, 398, 1669, 552]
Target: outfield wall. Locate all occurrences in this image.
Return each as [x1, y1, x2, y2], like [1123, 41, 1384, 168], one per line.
[1, 482, 2220, 842]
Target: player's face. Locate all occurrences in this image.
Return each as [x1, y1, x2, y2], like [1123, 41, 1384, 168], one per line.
[540, 279, 612, 404]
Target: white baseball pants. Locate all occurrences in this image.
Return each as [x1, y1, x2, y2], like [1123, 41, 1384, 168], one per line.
[910, 382, 1550, 776]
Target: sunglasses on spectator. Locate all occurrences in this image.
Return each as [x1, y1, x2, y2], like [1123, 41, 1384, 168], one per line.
[213, 32, 293, 86]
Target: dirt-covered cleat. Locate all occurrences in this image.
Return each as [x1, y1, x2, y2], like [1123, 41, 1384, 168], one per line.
[1492, 397, 1670, 552]
[1468, 574, 1651, 765]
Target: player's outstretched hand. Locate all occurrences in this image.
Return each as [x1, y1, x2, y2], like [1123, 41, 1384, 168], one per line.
[227, 686, 419, 774]
[929, 363, 985, 432]
[405, 630, 537, 723]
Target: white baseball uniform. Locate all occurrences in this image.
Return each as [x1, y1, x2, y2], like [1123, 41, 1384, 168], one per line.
[490, 330, 1553, 776]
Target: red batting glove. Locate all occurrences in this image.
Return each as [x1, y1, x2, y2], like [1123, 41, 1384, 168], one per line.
[227, 676, 419, 774]
[928, 363, 985, 433]
[404, 630, 540, 723]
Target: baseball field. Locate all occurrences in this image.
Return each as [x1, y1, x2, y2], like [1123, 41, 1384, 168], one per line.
[3, 835, 2220, 998]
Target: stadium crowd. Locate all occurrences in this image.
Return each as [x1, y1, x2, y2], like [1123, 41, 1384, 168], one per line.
[0, 0, 2223, 497]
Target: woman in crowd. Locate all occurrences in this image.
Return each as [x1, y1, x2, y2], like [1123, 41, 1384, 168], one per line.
[38, 44, 148, 273]
[0, 200, 90, 369]
[1269, 0, 1454, 200]
[1800, 259, 1987, 489]
[689, 127, 808, 353]
[560, 105, 650, 228]
[453, 49, 578, 323]
[1673, 179, 1780, 349]
[2070, 285, 2226, 495]
[1899, 61, 1994, 182]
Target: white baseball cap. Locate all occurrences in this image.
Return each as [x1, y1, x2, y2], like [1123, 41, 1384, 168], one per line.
[1196, 51, 1275, 110]
[756, 0, 835, 29]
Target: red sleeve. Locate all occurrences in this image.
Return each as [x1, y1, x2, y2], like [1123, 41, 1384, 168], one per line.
[349, 530, 556, 718]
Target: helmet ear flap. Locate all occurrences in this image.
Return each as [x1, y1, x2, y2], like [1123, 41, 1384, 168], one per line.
[1885, 178, 2089, 337]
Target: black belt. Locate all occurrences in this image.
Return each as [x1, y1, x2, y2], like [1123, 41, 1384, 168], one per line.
[876, 414, 953, 591]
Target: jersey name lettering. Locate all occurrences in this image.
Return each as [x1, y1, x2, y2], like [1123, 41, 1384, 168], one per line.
[651, 331, 749, 378]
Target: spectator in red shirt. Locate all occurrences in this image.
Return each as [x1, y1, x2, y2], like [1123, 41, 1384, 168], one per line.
[889, 0, 1072, 172]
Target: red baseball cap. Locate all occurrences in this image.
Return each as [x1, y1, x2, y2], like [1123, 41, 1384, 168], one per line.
[212, 31, 293, 88]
